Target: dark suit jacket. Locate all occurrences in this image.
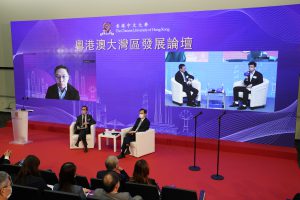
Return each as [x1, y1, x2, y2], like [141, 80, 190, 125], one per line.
[45, 83, 80, 100]
[53, 183, 86, 200]
[175, 71, 194, 90]
[243, 71, 263, 87]
[96, 170, 129, 182]
[93, 188, 142, 200]
[131, 118, 150, 132]
[0, 155, 10, 165]
[75, 114, 96, 134]
[15, 175, 49, 190]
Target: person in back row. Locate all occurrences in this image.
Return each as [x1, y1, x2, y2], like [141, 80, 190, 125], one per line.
[0, 171, 12, 200]
[93, 171, 142, 200]
[14, 155, 49, 190]
[129, 159, 160, 193]
[0, 150, 11, 165]
[96, 155, 129, 191]
[53, 162, 89, 200]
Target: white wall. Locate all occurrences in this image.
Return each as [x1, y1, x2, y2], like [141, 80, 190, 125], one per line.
[0, 0, 299, 110]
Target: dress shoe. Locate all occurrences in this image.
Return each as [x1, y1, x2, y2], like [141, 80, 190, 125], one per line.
[84, 147, 88, 153]
[125, 148, 131, 155]
[237, 105, 247, 110]
[75, 142, 79, 147]
[117, 153, 125, 159]
[187, 102, 196, 107]
[229, 102, 239, 107]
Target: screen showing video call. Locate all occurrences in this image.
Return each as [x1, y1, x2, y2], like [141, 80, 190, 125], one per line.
[165, 51, 278, 112]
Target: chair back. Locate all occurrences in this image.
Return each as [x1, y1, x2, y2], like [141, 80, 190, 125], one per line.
[161, 186, 198, 200]
[75, 175, 90, 189]
[10, 184, 42, 200]
[90, 178, 104, 190]
[125, 182, 160, 200]
[44, 190, 81, 200]
[40, 170, 58, 185]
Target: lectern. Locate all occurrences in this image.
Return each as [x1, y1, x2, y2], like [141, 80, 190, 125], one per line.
[10, 109, 32, 144]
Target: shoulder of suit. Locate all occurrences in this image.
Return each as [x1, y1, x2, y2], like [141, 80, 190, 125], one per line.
[67, 84, 79, 93]
[48, 83, 58, 91]
[255, 71, 262, 76]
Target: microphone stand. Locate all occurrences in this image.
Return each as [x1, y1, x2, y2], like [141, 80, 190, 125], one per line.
[189, 111, 203, 171]
[211, 111, 226, 180]
[21, 97, 28, 111]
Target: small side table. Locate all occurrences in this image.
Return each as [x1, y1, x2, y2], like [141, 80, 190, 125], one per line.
[206, 90, 226, 109]
[98, 131, 121, 152]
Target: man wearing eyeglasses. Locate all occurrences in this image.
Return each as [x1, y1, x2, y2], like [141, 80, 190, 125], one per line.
[0, 171, 12, 200]
[45, 65, 80, 100]
[74, 106, 96, 153]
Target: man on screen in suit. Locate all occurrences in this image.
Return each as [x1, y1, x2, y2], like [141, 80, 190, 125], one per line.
[74, 106, 96, 153]
[175, 64, 199, 107]
[117, 109, 150, 159]
[45, 65, 80, 100]
[230, 61, 263, 110]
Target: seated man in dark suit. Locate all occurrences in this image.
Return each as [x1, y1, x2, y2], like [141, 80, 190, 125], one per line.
[0, 150, 11, 165]
[175, 64, 198, 107]
[117, 109, 150, 159]
[45, 65, 80, 100]
[230, 61, 263, 110]
[97, 156, 129, 191]
[74, 106, 96, 152]
[93, 171, 142, 200]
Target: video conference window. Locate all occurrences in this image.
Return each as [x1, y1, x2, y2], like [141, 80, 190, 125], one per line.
[23, 52, 97, 101]
[165, 51, 278, 112]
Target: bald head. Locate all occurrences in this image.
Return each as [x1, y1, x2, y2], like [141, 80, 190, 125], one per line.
[103, 172, 120, 193]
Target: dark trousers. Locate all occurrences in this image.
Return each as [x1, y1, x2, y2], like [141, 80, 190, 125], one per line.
[77, 129, 88, 147]
[233, 86, 250, 105]
[121, 134, 135, 153]
[183, 85, 198, 104]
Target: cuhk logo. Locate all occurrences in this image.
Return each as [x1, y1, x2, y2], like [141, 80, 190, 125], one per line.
[100, 22, 114, 36]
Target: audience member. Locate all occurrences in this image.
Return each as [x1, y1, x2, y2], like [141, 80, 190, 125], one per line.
[0, 171, 12, 200]
[0, 150, 11, 165]
[93, 171, 142, 200]
[53, 162, 89, 200]
[96, 156, 129, 191]
[14, 155, 49, 190]
[129, 159, 160, 192]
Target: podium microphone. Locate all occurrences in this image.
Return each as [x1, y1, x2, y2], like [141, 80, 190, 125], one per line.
[193, 111, 203, 118]
[21, 96, 29, 111]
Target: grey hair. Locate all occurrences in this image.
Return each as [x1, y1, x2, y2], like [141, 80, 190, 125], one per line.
[0, 171, 11, 189]
[105, 156, 119, 170]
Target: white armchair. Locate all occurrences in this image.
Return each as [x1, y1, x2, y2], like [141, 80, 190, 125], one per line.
[70, 122, 96, 149]
[120, 127, 155, 157]
[171, 77, 201, 105]
[233, 78, 269, 109]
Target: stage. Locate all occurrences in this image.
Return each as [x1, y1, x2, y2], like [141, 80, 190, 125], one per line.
[0, 121, 299, 199]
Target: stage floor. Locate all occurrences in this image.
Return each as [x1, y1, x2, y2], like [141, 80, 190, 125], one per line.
[0, 125, 299, 200]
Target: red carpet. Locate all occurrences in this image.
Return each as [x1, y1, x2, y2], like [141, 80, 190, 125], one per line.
[1, 122, 300, 200]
